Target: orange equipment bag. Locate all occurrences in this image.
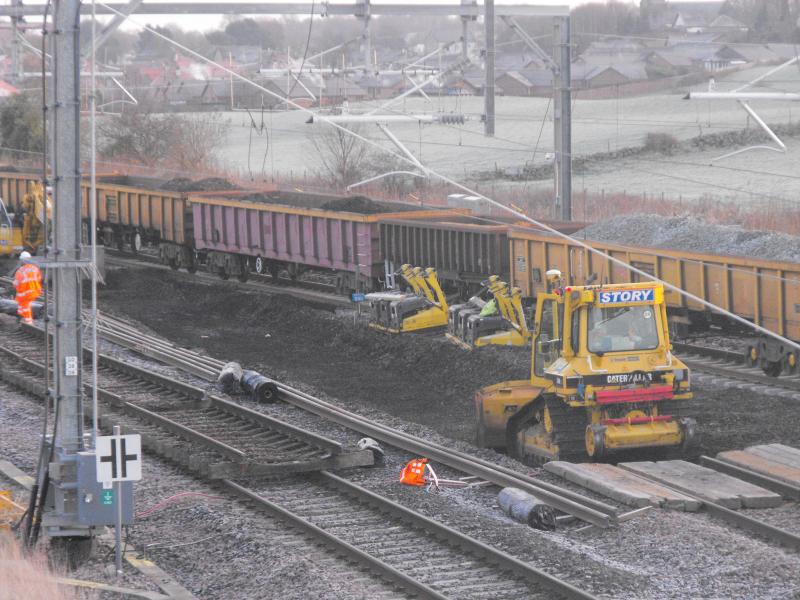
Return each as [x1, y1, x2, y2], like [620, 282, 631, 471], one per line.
[399, 458, 428, 486]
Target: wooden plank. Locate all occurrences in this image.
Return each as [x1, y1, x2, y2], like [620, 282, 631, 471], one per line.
[619, 460, 782, 510]
[544, 461, 701, 511]
[703, 454, 800, 501]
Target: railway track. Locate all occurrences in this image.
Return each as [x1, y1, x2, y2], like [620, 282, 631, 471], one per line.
[0, 322, 605, 599]
[224, 473, 594, 600]
[0, 329, 368, 478]
[673, 342, 800, 399]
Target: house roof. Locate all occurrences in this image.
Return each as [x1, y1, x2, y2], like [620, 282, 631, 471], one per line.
[648, 49, 695, 67]
[497, 70, 535, 88]
[213, 45, 261, 66]
[716, 44, 780, 63]
[708, 14, 747, 30]
[572, 62, 647, 82]
[323, 75, 367, 97]
[0, 80, 19, 97]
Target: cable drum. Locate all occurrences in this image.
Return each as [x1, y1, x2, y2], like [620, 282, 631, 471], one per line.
[241, 370, 278, 403]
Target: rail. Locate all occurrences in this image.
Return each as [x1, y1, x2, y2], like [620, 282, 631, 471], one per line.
[673, 342, 800, 395]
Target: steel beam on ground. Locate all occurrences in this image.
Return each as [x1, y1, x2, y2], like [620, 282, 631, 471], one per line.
[0, 2, 569, 17]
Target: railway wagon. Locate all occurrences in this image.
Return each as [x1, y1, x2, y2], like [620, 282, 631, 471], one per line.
[378, 217, 587, 296]
[188, 190, 461, 293]
[508, 228, 800, 375]
[379, 217, 512, 295]
[80, 175, 205, 257]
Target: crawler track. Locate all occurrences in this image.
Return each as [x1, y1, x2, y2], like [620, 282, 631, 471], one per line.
[672, 342, 800, 399]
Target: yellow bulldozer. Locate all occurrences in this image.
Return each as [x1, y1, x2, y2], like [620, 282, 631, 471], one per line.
[366, 264, 449, 333]
[0, 183, 50, 257]
[475, 270, 696, 463]
[447, 275, 531, 349]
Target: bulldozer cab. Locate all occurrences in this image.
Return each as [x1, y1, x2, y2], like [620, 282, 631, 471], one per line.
[532, 293, 562, 379]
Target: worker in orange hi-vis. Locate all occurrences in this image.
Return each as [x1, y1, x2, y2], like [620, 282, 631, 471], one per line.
[13, 251, 42, 325]
[399, 458, 429, 486]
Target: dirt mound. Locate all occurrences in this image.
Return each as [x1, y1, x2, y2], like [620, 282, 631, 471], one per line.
[578, 214, 800, 263]
[320, 195, 394, 214]
[160, 177, 237, 192]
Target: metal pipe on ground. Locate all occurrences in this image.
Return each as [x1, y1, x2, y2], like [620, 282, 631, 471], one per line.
[498, 487, 556, 530]
[240, 370, 278, 403]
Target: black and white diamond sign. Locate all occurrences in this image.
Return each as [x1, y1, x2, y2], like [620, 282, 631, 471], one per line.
[95, 434, 142, 483]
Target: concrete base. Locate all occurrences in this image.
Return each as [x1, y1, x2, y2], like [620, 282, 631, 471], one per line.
[716, 444, 800, 490]
[544, 461, 702, 511]
[619, 460, 783, 510]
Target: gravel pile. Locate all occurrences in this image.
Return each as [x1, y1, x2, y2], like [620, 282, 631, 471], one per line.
[578, 214, 800, 263]
[319, 195, 394, 214]
[159, 177, 238, 192]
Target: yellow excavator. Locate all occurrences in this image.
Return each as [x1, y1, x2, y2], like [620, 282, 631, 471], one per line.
[475, 270, 696, 463]
[448, 275, 532, 349]
[0, 183, 51, 257]
[366, 265, 449, 333]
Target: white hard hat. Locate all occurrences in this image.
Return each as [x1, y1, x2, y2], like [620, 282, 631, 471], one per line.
[19, 251, 32, 260]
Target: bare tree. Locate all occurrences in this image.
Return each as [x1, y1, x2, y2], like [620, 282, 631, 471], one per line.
[171, 114, 229, 171]
[100, 108, 229, 171]
[308, 124, 372, 187]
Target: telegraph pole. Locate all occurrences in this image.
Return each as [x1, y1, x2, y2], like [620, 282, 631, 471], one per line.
[553, 15, 571, 221]
[483, 0, 494, 136]
[460, 0, 476, 62]
[43, 0, 91, 544]
[10, 0, 23, 82]
[358, 0, 372, 73]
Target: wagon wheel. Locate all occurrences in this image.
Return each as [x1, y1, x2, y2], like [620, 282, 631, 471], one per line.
[254, 256, 266, 275]
[760, 358, 782, 378]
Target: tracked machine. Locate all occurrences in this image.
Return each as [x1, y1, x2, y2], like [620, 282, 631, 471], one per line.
[366, 265, 449, 333]
[447, 276, 531, 349]
[475, 270, 696, 463]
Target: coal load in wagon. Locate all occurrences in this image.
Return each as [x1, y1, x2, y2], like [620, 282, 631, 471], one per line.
[160, 177, 238, 192]
[237, 190, 416, 214]
[320, 195, 395, 214]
